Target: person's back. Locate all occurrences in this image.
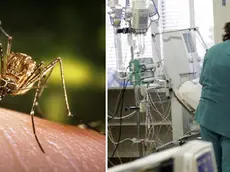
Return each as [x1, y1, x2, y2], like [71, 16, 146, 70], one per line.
[195, 22, 230, 172]
[195, 40, 230, 137]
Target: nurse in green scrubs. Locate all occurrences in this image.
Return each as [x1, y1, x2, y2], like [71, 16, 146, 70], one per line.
[195, 22, 230, 172]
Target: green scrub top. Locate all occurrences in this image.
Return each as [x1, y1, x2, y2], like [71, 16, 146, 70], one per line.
[195, 40, 230, 138]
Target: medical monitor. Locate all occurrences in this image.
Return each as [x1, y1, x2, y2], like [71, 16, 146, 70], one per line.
[108, 140, 217, 172]
[108, 147, 179, 172]
[174, 140, 217, 172]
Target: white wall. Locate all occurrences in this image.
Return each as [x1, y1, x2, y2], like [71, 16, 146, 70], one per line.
[213, 1, 230, 43]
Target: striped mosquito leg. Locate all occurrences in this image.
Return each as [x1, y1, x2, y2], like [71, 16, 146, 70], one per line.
[30, 79, 45, 153]
[6, 37, 12, 60]
[34, 68, 54, 117]
[0, 43, 4, 76]
[0, 23, 12, 64]
[37, 68, 53, 100]
[43, 57, 72, 116]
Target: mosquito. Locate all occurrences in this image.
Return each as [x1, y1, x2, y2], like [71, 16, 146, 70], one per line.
[0, 21, 73, 153]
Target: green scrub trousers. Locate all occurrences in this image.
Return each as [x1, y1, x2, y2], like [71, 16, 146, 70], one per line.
[200, 126, 230, 172]
[195, 40, 230, 172]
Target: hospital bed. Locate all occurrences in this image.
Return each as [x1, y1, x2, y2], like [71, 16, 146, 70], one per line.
[156, 78, 202, 152]
[174, 78, 201, 115]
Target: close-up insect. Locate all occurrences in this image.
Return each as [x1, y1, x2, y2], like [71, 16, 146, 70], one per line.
[0, 21, 73, 153]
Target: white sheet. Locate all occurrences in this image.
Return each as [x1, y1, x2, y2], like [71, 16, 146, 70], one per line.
[175, 78, 201, 132]
[177, 78, 202, 110]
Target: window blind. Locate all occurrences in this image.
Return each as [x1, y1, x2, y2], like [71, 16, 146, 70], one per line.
[158, 0, 214, 59]
[159, 0, 190, 32]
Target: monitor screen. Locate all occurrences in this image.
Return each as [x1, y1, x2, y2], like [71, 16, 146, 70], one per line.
[182, 32, 196, 53]
[197, 152, 214, 172]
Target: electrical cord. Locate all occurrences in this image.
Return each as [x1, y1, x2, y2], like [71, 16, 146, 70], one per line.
[108, 81, 127, 121]
[143, 87, 172, 147]
[108, 110, 136, 120]
[108, 67, 129, 121]
[108, 134, 133, 145]
[109, 78, 129, 160]
[108, 126, 123, 164]
[108, 87, 124, 121]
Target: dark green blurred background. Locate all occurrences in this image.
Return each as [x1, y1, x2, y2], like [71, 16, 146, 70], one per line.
[0, 2, 105, 133]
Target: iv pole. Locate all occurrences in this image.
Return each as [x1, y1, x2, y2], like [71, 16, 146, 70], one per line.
[108, 0, 160, 158]
[128, 24, 143, 158]
[125, 0, 143, 157]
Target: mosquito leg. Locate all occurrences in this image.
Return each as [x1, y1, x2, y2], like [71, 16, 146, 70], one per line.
[23, 57, 71, 153]
[21, 62, 44, 88]
[6, 36, 12, 59]
[37, 68, 53, 100]
[30, 79, 45, 153]
[0, 22, 12, 70]
[0, 43, 4, 76]
[42, 57, 72, 117]
[34, 68, 53, 117]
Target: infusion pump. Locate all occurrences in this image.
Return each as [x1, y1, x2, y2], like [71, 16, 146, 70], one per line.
[108, 140, 217, 172]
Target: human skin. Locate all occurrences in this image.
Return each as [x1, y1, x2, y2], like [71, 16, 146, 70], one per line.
[0, 108, 105, 172]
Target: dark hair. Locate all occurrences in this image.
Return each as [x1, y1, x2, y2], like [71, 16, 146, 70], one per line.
[223, 22, 230, 41]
